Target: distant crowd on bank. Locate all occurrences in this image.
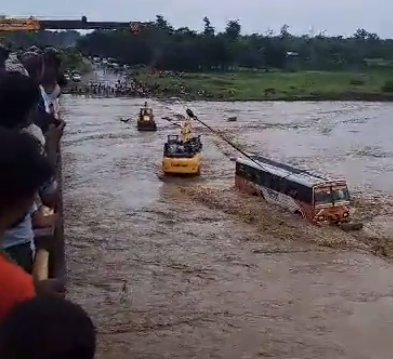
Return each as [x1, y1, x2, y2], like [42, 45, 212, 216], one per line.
[66, 77, 149, 97]
[65, 63, 192, 98]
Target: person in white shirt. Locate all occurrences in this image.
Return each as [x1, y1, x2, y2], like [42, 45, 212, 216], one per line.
[39, 83, 61, 119]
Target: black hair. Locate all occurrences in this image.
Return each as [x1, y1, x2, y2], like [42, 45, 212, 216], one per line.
[0, 71, 40, 129]
[26, 45, 42, 54]
[0, 46, 10, 70]
[0, 130, 54, 213]
[43, 47, 61, 68]
[0, 296, 96, 359]
[20, 52, 44, 82]
[41, 49, 62, 85]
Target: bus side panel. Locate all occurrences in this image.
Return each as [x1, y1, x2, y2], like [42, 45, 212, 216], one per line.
[259, 187, 314, 220]
[236, 160, 318, 222]
[235, 175, 266, 198]
[235, 174, 313, 220]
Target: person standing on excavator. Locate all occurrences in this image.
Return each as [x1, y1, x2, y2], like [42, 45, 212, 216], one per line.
[142, 101, 149, 116]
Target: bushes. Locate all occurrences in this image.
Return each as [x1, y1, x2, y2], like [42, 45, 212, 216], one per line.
[381, 80, 393, 93]
[349, 78, 365, 86]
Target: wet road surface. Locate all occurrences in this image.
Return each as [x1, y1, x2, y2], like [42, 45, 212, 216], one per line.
[62, 95, 393, 359]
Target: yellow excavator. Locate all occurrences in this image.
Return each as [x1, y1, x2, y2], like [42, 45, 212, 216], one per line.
[136, 101, 157, 131]
[161, 110, 202, 176]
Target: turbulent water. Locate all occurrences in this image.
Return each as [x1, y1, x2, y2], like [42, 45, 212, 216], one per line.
[62, 88, 393, 359]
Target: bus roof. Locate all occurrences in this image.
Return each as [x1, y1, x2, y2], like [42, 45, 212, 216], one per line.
[236, 155, 344, 188]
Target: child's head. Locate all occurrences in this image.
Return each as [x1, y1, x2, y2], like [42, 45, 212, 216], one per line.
[0, 71, 40, 129]
[20, 51, 45, 84]
[0, 296, 96, 359]
[42, 48, 61, 84]
[0, 130, 54, 230]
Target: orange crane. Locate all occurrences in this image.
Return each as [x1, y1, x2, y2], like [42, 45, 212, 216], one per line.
[0, 15, 143, 31]
[0, 16, 40, 31]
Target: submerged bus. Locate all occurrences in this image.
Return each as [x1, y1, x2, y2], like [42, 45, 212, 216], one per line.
[235, 155, 351, 225]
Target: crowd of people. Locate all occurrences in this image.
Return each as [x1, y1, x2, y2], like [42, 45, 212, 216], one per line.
[0, 45, 96, 358]
[66, 78, 149, 97]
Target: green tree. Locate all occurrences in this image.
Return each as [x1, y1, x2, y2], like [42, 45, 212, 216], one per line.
[72, 15, 393, 72]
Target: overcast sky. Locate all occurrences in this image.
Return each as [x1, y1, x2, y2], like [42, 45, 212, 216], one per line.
[2, 0, 390, 37]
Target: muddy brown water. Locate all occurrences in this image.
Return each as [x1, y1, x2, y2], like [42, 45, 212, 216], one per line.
[62, 94, 393, 359]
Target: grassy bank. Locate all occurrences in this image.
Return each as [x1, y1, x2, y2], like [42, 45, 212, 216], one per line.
[61, 56, 93, 94]
[135, 69, 393, 101]
[61, 51, 92, 75]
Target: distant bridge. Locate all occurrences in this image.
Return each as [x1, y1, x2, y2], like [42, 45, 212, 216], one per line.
[40, 19, 136, 30]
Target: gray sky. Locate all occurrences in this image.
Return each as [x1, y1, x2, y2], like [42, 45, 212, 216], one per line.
[2, 0, 390, 37]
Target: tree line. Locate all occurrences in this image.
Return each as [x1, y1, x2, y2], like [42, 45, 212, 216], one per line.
[3, 16, 393, 72]
[3, 30, 81, 50]
[77, 16, 393, 72]
[1, 31, 87, 73]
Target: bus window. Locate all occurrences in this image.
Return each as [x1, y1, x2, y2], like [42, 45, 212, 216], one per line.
[253, 171, 262, 185]
[314, 188, 332, 205]
[235, 163, 246, 176]
[263, 170, 275, 188]
[287, 183, 312, 203]
[263, 172, 276, 190]
[237, 163, 254, 182]
[332, 186, 350, 202]
[286, 187, 297, 198]
[258, 170, 268, 187]
[249, 167, 258, 182]
[278, 178, 288, 193]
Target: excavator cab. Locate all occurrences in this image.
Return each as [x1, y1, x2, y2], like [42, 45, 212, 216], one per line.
[185, 135, 202, 153]
[137, 103, 157, 131]
[139, 102, 152, 118]
[139, 107, 152, 120]
[167, 134, 181, 143]
[161, 111, 202, 176]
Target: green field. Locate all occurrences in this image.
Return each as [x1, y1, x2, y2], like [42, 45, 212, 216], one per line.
[136, 69, 393, 101]
[62, 53, 92, 75]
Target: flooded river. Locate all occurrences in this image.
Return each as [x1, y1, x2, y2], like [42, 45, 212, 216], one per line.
[62, 95, 393, 359]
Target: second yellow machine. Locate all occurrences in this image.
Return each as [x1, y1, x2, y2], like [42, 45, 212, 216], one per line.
[161, 112, 202, 176]
[137, 102, 157, 131]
